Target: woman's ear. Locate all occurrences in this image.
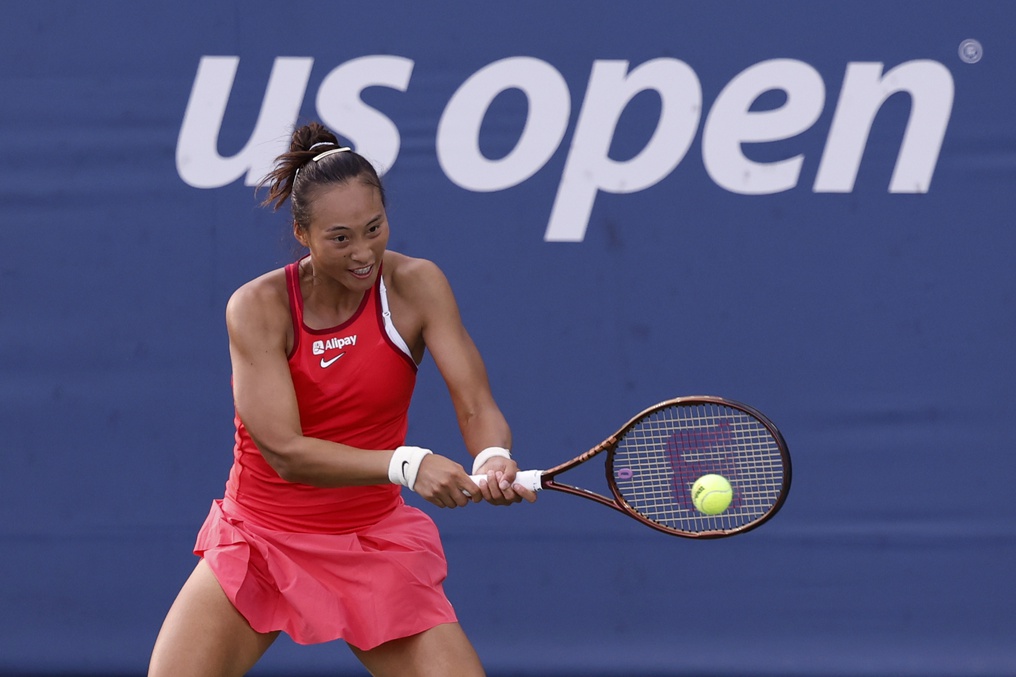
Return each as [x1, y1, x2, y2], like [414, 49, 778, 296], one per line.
[292, 220, 310, 248]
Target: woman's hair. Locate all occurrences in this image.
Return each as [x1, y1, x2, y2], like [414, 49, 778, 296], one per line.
[257, 121, 386, 229]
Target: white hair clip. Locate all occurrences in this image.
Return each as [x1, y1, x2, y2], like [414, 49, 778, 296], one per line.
[295, 145, 352, 180]
[311, 147, 352, 162]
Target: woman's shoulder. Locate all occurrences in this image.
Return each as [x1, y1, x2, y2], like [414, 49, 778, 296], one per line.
[383, 251, 452, 300]
[384, 250, 438, 275]
[226, 266, 291, 329]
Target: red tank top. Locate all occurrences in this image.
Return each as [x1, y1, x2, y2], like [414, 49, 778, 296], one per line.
[224, 259, 418, 533]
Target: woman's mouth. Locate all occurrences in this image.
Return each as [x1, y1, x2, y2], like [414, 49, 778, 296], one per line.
[350, 264, 373, 279]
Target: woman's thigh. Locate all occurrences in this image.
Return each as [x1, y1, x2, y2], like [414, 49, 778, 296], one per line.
[349, 622, 485, 677]
[148, 559, 279, 677]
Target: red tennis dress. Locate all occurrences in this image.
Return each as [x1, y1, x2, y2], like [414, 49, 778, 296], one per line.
[194, 259, 457, 649]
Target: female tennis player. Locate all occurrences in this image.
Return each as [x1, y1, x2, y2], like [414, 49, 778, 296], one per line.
[148, 122, 537, 677]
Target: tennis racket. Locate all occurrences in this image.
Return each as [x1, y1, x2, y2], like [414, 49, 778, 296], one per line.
[472, 396, 791, 538]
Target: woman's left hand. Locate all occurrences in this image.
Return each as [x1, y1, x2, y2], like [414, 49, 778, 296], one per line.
[473, 458, 538, 505]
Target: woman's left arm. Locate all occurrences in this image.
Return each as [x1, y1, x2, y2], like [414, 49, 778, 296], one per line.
[406, 259, 536, 505]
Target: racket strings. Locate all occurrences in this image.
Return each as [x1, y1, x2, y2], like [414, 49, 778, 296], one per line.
[610, 402, 786, 535]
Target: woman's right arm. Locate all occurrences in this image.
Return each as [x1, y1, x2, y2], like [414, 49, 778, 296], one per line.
[225, 278, 391, 487]
[225, 277, 478, 507]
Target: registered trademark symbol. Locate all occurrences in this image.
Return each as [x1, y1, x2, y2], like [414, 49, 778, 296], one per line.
[958, 39, 983, 64]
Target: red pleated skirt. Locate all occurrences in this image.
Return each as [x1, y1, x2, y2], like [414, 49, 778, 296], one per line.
[194, 497, 458, 650]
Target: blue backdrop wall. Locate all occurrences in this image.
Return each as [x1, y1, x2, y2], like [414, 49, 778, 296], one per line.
[2, 2, 1014, 675]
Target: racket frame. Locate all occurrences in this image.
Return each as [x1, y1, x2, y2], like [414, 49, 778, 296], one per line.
[538, 395, 791, 538]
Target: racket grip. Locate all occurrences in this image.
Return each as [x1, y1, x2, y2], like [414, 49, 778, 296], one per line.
[467, 469, 543, 492]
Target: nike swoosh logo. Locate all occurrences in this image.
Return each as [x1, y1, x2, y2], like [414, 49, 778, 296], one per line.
[320, 353, 345, 368]
[401, 460, 410, 483]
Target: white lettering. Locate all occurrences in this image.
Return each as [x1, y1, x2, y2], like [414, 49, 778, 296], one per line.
[176, 54, 956, 242]
[316, 55, 415, 174]
[437, 57, 570, 191]
[324, 335, 357, 350]
[177, 56, 313, 189]
[702, 59, 825, 195]
[545, 58, 702, 242]
[814, 60, 954, 193]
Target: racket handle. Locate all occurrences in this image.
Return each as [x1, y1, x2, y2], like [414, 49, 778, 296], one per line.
[467, 469, 543, 492]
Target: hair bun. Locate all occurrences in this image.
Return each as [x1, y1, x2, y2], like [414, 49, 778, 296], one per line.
[291, 121, 340, 153]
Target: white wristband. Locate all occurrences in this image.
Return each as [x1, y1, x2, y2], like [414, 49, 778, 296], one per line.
[388, 446, 433, 490]
[471, 446, 511, 475]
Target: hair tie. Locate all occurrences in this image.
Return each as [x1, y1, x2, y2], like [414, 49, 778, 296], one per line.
[311, 147, 352, 162]
[295, 145, 352, 181]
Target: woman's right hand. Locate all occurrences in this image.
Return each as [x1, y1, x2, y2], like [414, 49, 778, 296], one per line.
[411, 454, 482, 508]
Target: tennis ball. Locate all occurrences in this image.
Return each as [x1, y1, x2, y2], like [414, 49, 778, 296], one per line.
[692, 474, 733, 515]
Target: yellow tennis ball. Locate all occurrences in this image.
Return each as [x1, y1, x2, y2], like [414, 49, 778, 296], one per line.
[692, 474, 733, 515]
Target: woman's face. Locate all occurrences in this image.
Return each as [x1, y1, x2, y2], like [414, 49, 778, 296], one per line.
[294, 179, 389, 291]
